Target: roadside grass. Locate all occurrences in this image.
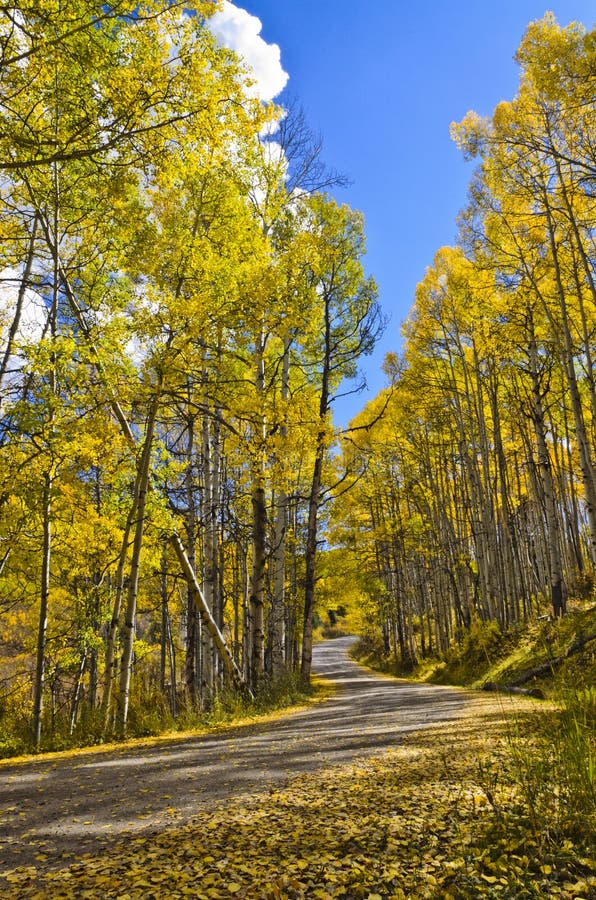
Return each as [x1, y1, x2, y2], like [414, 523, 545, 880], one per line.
[3, 694, 595, 899]
[351, 607, 596, 899]
[0, 674, 335, 768]
[0, 659, 337, 761]
[353, 605, 596, 696]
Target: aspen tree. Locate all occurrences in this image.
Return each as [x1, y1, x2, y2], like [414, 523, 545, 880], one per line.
[299, 197, 381, 681]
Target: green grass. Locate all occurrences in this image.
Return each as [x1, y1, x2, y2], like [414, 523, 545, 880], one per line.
[353, 605, 596, 697]
[352, 606, 596, 895]
[0, 671, 335, 762]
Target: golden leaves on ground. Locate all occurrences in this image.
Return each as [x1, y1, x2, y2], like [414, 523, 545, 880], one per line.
[2, 701, 594, 899]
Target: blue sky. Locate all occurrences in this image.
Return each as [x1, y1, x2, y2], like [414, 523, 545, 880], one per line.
[211, 1, 596, 426]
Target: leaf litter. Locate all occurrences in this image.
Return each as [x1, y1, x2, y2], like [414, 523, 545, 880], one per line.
[1, 697, 594, 899]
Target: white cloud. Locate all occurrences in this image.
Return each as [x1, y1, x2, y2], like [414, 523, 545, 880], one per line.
[0, 269, 48, 389]
[209, 2, 289, 101]
[262, 139, 286, 168]
[0, 269, 47, 346]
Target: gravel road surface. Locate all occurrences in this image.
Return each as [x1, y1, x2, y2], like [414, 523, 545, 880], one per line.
[0, 637, 467, 873]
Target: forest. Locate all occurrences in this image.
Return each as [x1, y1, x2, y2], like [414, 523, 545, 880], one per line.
[339, 14, 596, 673]
[0, 2, 595, 766]
[0, 0, 382, 753]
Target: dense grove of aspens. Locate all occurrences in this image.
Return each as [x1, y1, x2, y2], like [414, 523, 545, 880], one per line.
[0, 3, 595, 760]
[0, 0, 382, 754]
[338, 15, 596, 674]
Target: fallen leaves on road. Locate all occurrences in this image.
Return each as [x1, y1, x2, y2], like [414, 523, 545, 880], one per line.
[2, 697, 594, 899]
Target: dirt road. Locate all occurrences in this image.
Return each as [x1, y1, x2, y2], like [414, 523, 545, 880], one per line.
[0, 637, 467, 874]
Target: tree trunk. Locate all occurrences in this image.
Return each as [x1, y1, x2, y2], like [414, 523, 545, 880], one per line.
[543, 194, 596, 572]
[528, 326, 566, 617]
[249, 330, 267, 689]
[269, 335, 291, 677]
[169, 533, 253, 697]
[100, 504, 135, 731]
[32, 472, 52, 750]
[116, 396, 158, 737]
[302, 288, 332, 683]
[301, 443, 324, 682]
[183, 407, 200, 705]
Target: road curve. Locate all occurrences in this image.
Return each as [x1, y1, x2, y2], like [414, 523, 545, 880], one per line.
[0, 637, 467, 873]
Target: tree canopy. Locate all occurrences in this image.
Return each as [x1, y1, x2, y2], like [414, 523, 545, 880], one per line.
[0, 0, 380, 752]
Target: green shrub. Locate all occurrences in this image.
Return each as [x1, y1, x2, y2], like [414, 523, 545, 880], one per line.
[461, 618, 503, 662]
